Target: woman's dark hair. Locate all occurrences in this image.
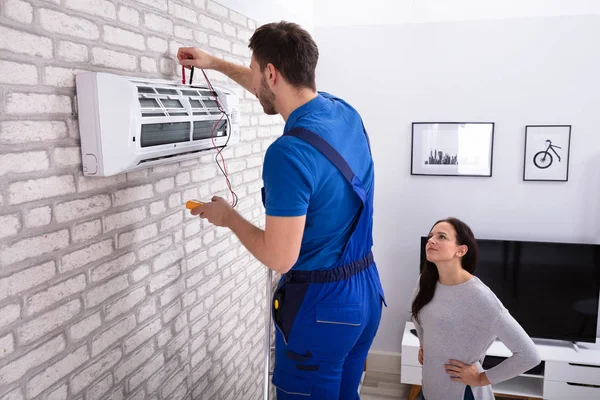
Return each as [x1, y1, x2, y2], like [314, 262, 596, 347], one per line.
[411, 217, 478, 323]
[248, 21, 319, 91]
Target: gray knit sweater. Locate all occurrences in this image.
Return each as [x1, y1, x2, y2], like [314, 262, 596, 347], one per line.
[412, 277, 541, 400]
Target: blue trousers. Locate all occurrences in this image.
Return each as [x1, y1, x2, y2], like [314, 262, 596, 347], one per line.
[272, 265, 384, 399]
[421, 385, 475, 400]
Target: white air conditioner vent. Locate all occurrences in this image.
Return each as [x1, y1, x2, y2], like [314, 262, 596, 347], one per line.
[75, 72, 240, 177]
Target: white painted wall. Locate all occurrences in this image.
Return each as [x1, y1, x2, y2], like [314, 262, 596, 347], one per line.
[314, 0, 600, 26]
[216, 0, 315, 32]
[315, 14, 600, 352]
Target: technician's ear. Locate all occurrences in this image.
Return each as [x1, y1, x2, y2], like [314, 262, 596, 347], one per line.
[265, 63, 277, 84]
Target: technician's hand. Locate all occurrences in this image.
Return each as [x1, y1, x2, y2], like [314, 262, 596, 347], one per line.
[418, 347, 424, 365]
[444, 360, 491, 387]
[190, 196, 233, 227]
[177, 47, 216, 70]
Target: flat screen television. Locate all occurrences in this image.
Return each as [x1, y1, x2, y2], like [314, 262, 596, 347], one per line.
[419, 237, 600, 343]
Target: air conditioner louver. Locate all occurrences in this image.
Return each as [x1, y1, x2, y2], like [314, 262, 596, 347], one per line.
[141, 122, 190, 147]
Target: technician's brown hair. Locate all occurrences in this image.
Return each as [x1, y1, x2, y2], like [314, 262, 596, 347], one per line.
[248, 21, 318, 91]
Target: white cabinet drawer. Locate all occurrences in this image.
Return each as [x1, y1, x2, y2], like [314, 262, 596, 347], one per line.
[545, 361, 600, 386]
[544, 380, 600, 399]
[400, 365, 422, 385]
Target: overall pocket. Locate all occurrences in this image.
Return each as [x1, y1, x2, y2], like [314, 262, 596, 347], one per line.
[272, 368, 312, 397]
[273, 282, 310, 343]
[315, 303, 362, 326]
[308, 303, 364, 361]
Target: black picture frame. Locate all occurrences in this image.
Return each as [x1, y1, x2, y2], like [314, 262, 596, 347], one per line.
[410, 122, 495, 177]
[523, 125, 571, 182]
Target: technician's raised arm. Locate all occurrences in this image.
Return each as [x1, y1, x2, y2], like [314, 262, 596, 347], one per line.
[177, 47, 254, 94]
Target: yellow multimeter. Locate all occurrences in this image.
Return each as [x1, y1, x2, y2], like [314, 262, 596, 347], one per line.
[185, 200, 205, 210]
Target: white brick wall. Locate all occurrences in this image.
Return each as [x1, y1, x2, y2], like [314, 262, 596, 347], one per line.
[118, 5, 140, 27]
[64, 0, 117, 20]
[70, 347, 122, 394]
[0, 60, 38, 85]
[0, 261, 56, 302]
[103, 25, 146, 50]
[0, 121, 68, 143]
[27, 344, 90, 397]
[19, 300, 82, 344]
[70, 312, 102, 341]
[57, 41, 89, 63]
[0, 335, 66, 386]
[0, 1, 278, 399]
[39, 8, 100, 40]
[0, 26, 53, 58]
[8, 175, 75, 204]
[0, 151, 50, 176]
[92, 47, 138, 71]
[26, 274, 87, 315]
[4, 0, 33, 24]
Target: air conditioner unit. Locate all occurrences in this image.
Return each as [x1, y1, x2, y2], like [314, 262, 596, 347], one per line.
[75, 72, 240, 177]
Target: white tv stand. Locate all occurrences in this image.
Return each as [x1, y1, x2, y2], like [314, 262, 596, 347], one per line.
[401, 322, 600, 399]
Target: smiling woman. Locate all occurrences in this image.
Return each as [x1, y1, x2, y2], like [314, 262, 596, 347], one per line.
[410, 218, 541, 400]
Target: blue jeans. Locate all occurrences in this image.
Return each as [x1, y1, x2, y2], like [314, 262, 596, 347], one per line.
[421, 385, 475, 400]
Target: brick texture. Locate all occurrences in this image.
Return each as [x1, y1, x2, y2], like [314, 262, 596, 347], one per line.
[0, 1, 275, 399]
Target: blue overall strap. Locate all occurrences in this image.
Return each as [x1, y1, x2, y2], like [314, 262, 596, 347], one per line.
[284, 128, 354, 183]
[283, 127, 368, 203]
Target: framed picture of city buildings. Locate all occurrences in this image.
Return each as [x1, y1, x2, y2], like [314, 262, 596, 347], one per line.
[410, 122, 495, 177]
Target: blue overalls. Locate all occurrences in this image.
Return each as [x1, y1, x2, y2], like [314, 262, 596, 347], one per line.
[263, 127, 386, 399]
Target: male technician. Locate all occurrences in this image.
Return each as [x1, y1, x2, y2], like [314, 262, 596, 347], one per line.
[178, 22, 385, 399]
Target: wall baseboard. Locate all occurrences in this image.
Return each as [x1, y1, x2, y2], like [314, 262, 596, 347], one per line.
[366, 350, 403, 375]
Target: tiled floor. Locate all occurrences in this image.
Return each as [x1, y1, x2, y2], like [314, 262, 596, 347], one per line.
[359, 372, 411, 399]
[359, 372, 520, 400]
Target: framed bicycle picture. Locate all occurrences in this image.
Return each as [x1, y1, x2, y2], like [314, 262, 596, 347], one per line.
[523, 125, 571, 182]
[411, 122, 495, 177]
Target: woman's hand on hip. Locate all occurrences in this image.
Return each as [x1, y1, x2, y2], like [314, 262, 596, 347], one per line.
[444, 359, 491, 387]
